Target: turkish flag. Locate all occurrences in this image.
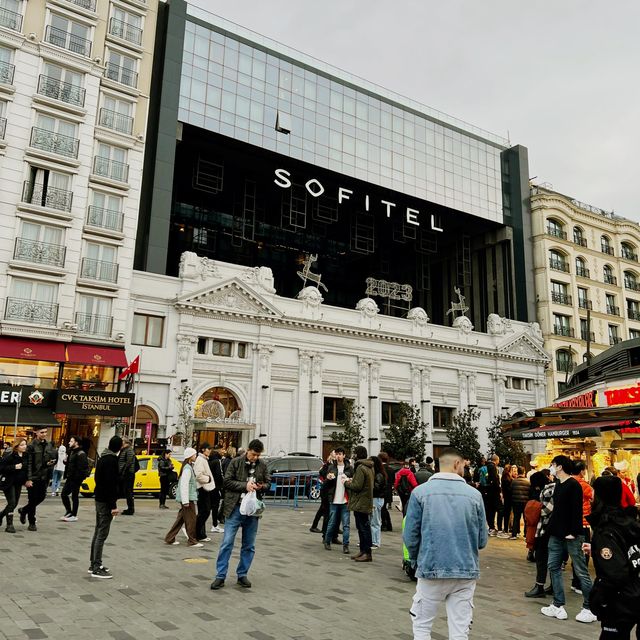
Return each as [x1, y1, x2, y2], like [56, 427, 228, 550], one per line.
[119, 355, 140, 380]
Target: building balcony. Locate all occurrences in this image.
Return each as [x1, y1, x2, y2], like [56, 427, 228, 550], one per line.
[621, 250, 638, 262]
[573, 236, 587, 248]
[553, 326, 574, 338]
[67, 0, 97, 11]
[0, 6, 23, 32]
[86, 206, 124, 232]
[109, 18, 142, 45]
[37, 75, 86, 107]
[576, 266, 590, 279]
[551, 292, 572, 305]
[546, 227, 567, 240]
[98, 108, 133, 135]
[549, 258, 569, 273]
[606, 305, 620, 316]
[80, 257, 118, 283]
[22, 181, 73, 212]
[581, 330, 596, 342]
[604, 275, 618, 286]
[4, 297, 58, 325]
[610, 336, 622, 346]
[628, 309, 640, 321]
[45, 25, 91, 57]
[578, 298, 592, 310]
[75, 312, 112, 336]
[0, 117, 5, 139]
[625, 280, 640, 292]
[30, 127, 79, 159]
[13, 237, 66, 267]
[93, 156, 129, 182]
[0, 59, 15, 85]
[104, 62, 138, 88]
[601, 245, 614, 256]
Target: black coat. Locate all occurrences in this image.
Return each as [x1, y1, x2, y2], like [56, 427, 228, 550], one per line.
[26, 438, 57, 482]
[322, 460, 353, 502]
[208, 454, 224, 488]
[65, 447, 89, 483]
[1, 451, 28, 487]
[94, 449, 120, 509]
[373, 471, 386, 498]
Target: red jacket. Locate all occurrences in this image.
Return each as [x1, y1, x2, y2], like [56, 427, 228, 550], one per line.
[621, 481, 636, 508]
[394, 467, 418, 492]
[572, 474, 593, 528]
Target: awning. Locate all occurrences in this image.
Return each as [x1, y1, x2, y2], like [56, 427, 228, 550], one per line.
[65, 344, 128, 368]
[192, 419, 257, 432]
[0, 337, 66, 362]
[0, 405, 60, 427]
[511, 419, 638, 441]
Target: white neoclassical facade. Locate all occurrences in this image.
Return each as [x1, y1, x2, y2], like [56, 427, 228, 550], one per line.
[126, 252, 550, 458]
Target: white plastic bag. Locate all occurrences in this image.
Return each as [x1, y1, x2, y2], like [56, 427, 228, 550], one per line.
[240, 491, 258, 516]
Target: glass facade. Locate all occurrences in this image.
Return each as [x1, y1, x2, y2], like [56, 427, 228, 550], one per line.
[178, 19, 505, 224]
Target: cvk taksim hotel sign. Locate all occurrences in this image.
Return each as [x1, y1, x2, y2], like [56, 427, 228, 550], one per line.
[274, 169, 444, 232]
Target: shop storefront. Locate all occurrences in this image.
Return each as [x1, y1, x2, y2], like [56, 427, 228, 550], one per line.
[0, 385, 59, 447]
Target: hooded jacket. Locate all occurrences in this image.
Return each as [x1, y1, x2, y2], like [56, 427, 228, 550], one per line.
[588, 506, 640, 623]
[65, 446, 89, 483]
[94, 449, 120, 509]
[347, 458, 374, 513]
[26, 438, 57, 482]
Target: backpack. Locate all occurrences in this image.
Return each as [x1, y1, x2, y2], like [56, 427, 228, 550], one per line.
[478, 465, 488, 487]
[398, 473, 412, 498]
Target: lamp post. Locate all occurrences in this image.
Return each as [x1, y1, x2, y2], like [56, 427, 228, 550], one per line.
[13, 388, 22, 442]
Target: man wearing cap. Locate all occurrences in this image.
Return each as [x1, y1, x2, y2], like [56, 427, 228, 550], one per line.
[527, 461, 539, 480]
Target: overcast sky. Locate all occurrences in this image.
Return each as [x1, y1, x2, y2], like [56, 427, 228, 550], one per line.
[189, 0, 639, 220]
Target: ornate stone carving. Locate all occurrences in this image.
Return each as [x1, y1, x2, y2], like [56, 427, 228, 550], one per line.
[356, 297, 379, 319]
[176, 334, 197, 364]
[197, 286, 259, 313]
[241, 266, 276, 293]
[297, 286, 324, 308]
[299, 351, 312, 376]
[312, 354, 324, 378]
[528, 322, 544, 343]
[179, 251, 220, 281]
[358, 358, 370, 382]
[369, 360, 380, 385]
[408, 307, 430, 328]
[411, 365, 422, 389]
[258, 346, 274, 372]
[487, 313, 505, 335]
[453, 315, 474, 334]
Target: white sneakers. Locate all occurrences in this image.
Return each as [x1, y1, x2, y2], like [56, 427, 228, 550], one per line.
[575, 608, 597, 623]
[210, 525, 224, 533]
[189, 542, 204, 548]
[63, 515, 78, 522]
[541, 604, 568, 620]
[541, 605, 596, 623]
[198, 537, 211, 542]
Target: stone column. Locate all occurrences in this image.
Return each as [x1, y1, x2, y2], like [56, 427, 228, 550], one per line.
[492, 374, 507, 414]
[458, 370, 468, 408]
[309, 353, 324, 455]
[421, 366, 433, 458]
[296, 350, 313, 453]
[368, 360, 381, 451]
[467, 373, 477, 407]
[255, 344, 274, 447]
[358, 357, 371, 441]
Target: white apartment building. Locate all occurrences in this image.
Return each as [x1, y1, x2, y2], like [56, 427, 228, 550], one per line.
[0, 0, 157, 346]
[532, 185, 640, 402]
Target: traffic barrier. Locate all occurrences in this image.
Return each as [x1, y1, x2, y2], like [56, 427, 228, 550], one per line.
[265, 471, 321, 508]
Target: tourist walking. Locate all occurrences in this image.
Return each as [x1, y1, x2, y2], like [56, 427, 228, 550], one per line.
[404, 447, 487, 640]
[344, 447, 374, 562]
[542, 455, 596, 623]
[194, 443, 215, 542]
[211, 440, 270, 590]
[378, 451, 394, 532]
[497, 464, 513, 537]
[118, 437, 136, 515]
[208, 448, 224, 532]
[51, 441, 66, 496]
[0, 439, 28, 533]
[164, 447, 201, 547]
[394, 458, 418, 515]
[310, 450, 334, 535]
[370, 454, 386, 548]
[19, 428, 57, 532]
[60, 436, 89, 522]
[89, 436, 123, 579]
[323, 447, 353, 554]
[510, 466, 530, 539]
[157, 450, 174, 509]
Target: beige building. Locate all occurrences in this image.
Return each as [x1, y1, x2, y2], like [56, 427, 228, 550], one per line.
[532, 185, 640, 402]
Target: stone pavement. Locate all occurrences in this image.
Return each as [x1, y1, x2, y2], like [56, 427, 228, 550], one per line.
[0, 494, 599, 640]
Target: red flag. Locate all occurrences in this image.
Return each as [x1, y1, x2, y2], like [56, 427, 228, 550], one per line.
[119, 355, 140, 380]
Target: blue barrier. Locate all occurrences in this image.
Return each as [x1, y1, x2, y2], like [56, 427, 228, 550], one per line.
[265, 471, 321, 508]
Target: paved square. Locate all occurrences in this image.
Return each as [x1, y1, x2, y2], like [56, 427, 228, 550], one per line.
[0, 495, 598, 639]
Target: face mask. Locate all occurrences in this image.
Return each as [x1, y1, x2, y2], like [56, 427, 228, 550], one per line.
[549, 465, 557, 477]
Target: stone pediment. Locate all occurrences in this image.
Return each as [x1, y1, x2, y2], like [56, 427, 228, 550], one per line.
[498, 334, 550, 362]
[175, 278, 282, 318]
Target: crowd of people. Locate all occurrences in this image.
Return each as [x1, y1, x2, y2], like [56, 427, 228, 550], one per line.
[2, 431, 640, 639]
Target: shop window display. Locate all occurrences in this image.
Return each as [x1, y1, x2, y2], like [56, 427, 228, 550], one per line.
[62, 363, 117, 391]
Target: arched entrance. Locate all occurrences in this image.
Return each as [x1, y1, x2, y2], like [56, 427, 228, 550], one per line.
[192, 386, 254, 451]
[133, 404, 159, 453]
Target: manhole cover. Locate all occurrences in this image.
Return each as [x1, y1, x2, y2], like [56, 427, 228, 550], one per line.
[184, 557, 209, 564]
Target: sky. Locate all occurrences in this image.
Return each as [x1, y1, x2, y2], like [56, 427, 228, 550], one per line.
[188, 0, 640, 220]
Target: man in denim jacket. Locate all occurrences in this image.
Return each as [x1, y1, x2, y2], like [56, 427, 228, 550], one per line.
[404, 447, 487, 640]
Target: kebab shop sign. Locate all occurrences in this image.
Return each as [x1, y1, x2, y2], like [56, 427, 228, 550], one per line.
[601, 383, 640, 408]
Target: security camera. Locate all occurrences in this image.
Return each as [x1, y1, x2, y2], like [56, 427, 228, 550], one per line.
[28, 33, 37, 41]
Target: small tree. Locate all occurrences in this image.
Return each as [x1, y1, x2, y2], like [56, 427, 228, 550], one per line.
[487, 415, 527, 466]
[444, 407, 482, 465]
[176, 385, 194, 447]
[329, 398, 365, 455]
[381, 402, 427, 461]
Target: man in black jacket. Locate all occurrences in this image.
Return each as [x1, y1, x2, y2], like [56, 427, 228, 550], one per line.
[19, 428, 57, 531]
[322, 447, 354, 554]
[60, 436, 89, 522]
[89, 435, 123, 579]
[208, 449, 225, 533]
[542, 455, 596, 623]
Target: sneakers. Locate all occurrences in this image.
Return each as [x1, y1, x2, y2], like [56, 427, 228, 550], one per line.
[575, 608, 597, 623]
[90, 567, 112, 579]
[159, 505, 170, 510]
[210, 525, 224, 533]
[509, 535, 519, 540]
[496, 531, 510, 539]
[87, 565, 109, 574]
[198, 537, 211, 542]
[488, 529, 498, 537]
[570, 586, 583, 595]
[189, 542, 204, 548]
[63, 515, 78, 522]
[541, 604, 568, 620]
[59, 514, 72, 521]
[166, 540, 179, 545]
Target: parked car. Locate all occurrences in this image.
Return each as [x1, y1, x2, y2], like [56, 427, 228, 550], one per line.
[265, 454, 323, 499]
[80, 454, 182, 498]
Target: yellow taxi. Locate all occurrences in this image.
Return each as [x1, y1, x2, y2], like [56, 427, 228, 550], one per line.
[80, 454, 182, 498]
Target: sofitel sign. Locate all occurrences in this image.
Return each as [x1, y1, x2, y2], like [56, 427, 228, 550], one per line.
[274, 169, 444, 232]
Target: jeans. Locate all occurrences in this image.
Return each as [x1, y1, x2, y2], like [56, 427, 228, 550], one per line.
[90, 501, 113, 571]
[354, 511, 372, 554]
[411, 577, 476, 640]
[371, 497, 384, 546]
[572, 527, 591, 587]
[215, 505, 260, 579]
[196, 488, 212, 540]
[324, 503, 350, 545]
[1, 484, 22, 518]
[548, 534, 592, 609]
[51, 470, 63, 494]
[61, 479, 81, 517]
[535, 533, 550, 585]
[22, 479, 48, 524]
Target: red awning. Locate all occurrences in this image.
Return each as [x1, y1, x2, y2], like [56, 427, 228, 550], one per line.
[0, 337, 66, 362]
[65, 344, 128, 368]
